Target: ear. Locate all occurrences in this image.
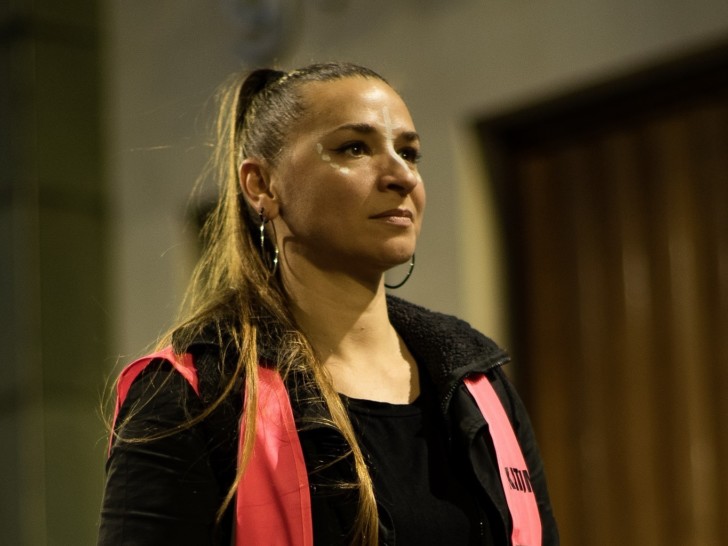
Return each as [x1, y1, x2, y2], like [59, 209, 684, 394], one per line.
[239, 158, 280, 219]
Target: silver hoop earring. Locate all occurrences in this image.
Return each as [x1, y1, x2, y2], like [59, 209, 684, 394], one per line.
[258, 208, 279, 275]
[385, 254, 415, 289]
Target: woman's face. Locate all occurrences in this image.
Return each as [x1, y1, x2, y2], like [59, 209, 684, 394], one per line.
[268, 76, 425, 283]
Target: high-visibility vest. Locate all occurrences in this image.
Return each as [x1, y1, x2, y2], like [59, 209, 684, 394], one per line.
[112, 347, 542, 546]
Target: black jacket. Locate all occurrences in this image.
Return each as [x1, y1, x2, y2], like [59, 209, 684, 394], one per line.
[98, 296, 558, 545]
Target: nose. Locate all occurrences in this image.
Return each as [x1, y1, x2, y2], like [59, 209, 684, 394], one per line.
[377, 150, 419, 196]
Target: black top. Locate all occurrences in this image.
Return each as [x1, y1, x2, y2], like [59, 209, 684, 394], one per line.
[98, 296, 559, 545]
[343, 386, 483, 545]
[99, 364, 483, 545]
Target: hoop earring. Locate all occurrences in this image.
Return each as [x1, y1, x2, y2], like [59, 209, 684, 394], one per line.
[385, 254, 415, 289]
[258, 208, 279, 275]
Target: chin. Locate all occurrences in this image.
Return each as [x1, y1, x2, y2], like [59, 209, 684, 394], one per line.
[385, 238, 416, 260]
[359, 239, 416, 271]
[381, 250, 414, 269]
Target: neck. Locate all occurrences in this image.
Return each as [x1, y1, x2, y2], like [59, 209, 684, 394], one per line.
[284, 264, 396, 361]
[281, 259, 419, 403]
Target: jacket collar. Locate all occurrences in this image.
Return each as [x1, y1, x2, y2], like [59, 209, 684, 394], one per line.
[386, 296, 510, 412]
[179, 295, 510, 414]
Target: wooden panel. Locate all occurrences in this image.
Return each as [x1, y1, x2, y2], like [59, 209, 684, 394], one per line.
[517, 151, 582, 545]
[497, 79, 728, 546]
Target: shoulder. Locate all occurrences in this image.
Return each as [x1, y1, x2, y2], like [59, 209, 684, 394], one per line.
[170, 319, 245, 400]
[114, 321, 241, 425]
[111, 337, 243, 455]
[111, 357, 203, 447]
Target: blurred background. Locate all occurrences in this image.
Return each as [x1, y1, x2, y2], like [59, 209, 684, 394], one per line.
[2, 0, 727, 544]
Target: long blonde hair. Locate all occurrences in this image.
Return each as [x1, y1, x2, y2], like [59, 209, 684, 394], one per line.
[164, 62, 389, 545]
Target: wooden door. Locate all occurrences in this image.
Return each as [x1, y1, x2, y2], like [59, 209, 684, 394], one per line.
[479, 45, 728, 546]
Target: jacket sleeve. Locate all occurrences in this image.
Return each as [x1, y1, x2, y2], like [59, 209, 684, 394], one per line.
[494, 367, 560, 546]
[97, 362, 225, 545]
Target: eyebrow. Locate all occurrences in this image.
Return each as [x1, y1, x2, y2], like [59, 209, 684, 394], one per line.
[332, 123, 420, 142]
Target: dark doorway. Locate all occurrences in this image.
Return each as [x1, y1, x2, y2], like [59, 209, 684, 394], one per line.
[478, 43, 728, 546]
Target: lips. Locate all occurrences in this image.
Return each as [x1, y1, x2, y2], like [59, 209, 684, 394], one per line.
[370, 208, 413, 220]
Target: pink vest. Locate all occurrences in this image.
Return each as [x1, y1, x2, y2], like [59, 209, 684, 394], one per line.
[111, 347, 541, 546]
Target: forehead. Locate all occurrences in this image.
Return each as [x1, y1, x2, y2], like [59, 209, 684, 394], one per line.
[297, 77, 414, 130]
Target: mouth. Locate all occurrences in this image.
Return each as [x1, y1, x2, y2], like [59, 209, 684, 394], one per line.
[369, 208, 414, 227]
[370, 208, 414, 220]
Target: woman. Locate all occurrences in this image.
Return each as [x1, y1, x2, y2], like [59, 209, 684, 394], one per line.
[98, 62, 558, 546]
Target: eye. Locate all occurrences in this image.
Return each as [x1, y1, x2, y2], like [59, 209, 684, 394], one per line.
[335, 141, 369, 158]
[398, 146, 422, 164]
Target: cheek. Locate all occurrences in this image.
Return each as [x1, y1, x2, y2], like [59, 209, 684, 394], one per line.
[277, 174, 338, 232]
[316, 142, 351, 175]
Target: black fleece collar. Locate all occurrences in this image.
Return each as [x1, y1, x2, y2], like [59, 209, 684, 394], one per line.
[386, 296, 510, 412]
[179, 296, 510, 413]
